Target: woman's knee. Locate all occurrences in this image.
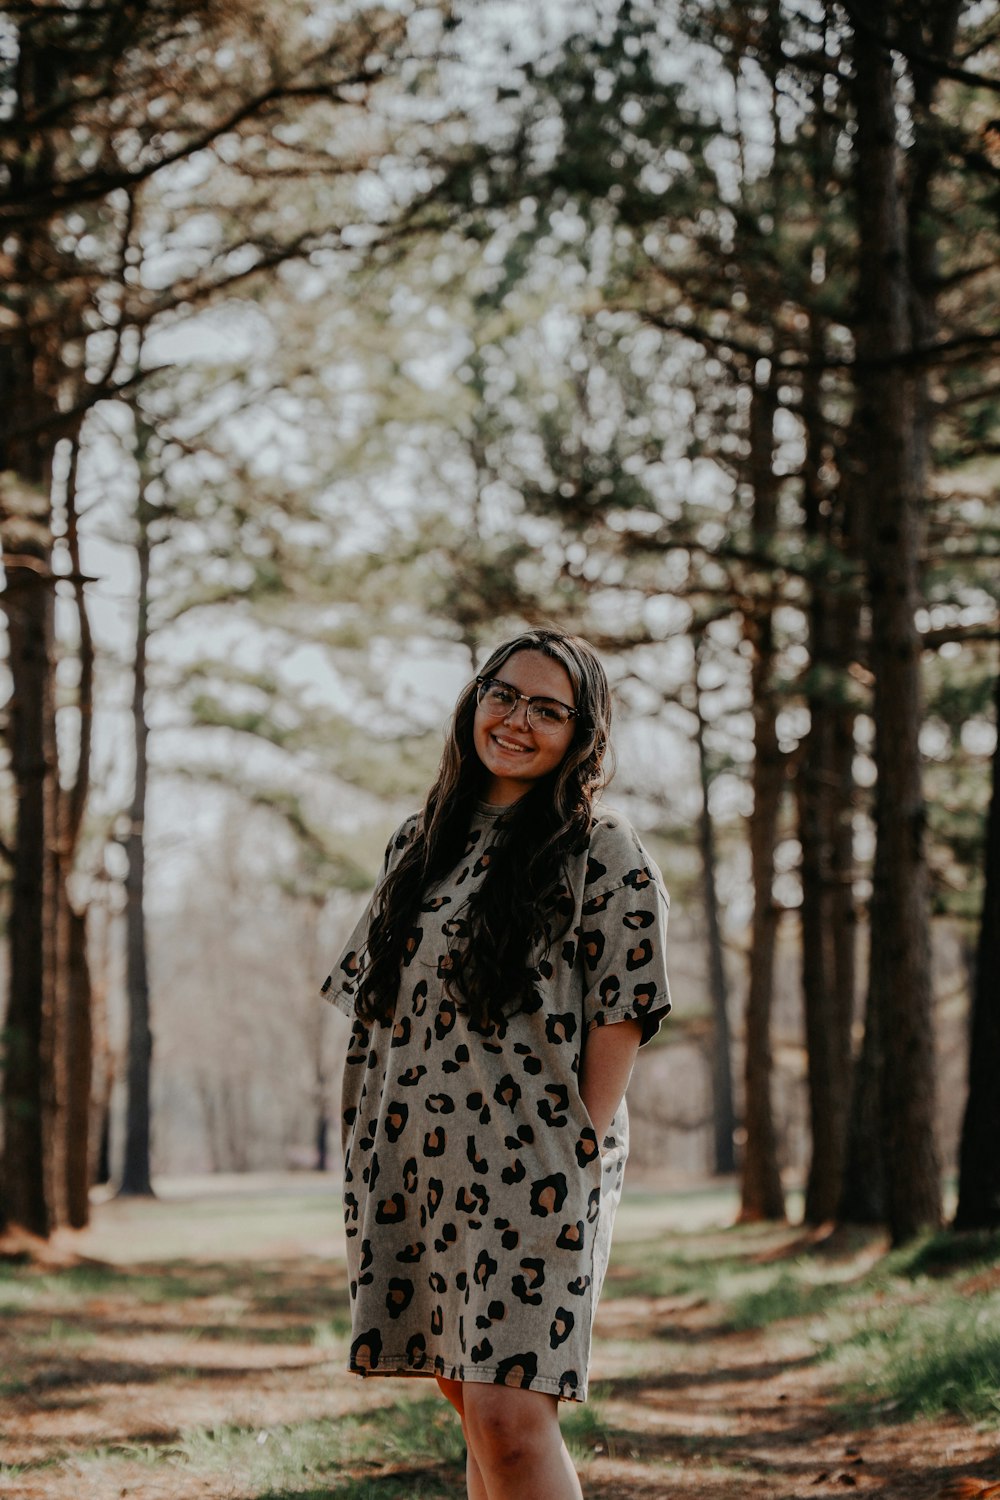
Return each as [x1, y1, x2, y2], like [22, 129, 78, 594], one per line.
[463, 1385, 558, 1469]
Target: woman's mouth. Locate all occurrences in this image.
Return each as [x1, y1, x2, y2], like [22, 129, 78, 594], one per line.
[491, 733, 532, 754]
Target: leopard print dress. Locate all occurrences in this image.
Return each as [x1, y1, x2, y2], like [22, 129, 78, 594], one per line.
[321, 802, 671, 1403]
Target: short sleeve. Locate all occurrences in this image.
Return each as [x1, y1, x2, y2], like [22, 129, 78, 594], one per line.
[579, 832, 672, 1046]
[319, 814, 418, 1019]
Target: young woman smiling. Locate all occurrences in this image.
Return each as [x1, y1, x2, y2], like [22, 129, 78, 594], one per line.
[322, 628, 672, 1500]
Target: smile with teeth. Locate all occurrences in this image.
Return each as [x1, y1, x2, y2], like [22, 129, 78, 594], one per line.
[492, 733, 532, 754]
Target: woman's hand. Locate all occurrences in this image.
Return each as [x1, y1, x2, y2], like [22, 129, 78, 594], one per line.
[578, 1017, 643, 1148]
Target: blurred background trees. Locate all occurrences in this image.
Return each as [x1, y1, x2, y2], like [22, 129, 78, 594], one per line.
[2, 0, 997, 1245]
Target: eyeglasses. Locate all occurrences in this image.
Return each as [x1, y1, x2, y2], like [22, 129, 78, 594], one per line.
[475, 676, 578, 734]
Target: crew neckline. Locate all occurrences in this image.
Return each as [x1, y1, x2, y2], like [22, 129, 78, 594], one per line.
[474, 799, 507, 818]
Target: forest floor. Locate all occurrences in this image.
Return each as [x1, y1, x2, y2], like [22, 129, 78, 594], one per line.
[1, 1175, 999, 1500]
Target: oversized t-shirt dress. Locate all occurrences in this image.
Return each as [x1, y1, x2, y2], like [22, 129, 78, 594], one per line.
[321, 801, 671, 1403]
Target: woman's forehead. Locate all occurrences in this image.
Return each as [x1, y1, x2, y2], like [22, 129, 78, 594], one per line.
[496, 649, 575, 700]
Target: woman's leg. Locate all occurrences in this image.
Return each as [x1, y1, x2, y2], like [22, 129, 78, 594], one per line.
[436, 1376, 488, 1500]
[461, 1383, 583, 1500]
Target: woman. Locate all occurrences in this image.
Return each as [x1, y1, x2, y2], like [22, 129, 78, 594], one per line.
[322, 628, 671, 1500]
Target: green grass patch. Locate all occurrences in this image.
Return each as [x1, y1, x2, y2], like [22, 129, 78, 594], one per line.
[726, 1269, 854, 1331]
[832, 1291, 1000, 1424]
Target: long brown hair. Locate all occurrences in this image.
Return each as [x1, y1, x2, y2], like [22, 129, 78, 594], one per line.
[357, 628, 613, 1029]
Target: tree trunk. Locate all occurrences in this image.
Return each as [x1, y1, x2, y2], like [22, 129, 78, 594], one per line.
[693, 643, 736, 1176]
[0, 22, 66, 1239]
[119, 446, 155, 1197]
[739, 367, 786, 1223]
[953, 665, 1000, 1229]
[0, 477, 57, 1238]
[849, 5, 941, 1244]
[799, 319, 859, 1226]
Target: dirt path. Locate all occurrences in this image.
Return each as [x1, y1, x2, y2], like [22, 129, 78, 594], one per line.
[2, 1181, 998, 1500]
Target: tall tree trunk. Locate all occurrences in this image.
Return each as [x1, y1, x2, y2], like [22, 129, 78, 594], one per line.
[0, 22, 66, 1240]
[739, 367, 786, 1223]
[0, 477, 57, 1238]
[60, 433, 96, 1227]
[849, 5, 941, 1244]
[953, 665, 1000, 1229]
[119, 441, 154, 1197]
[799, 316, 860, 1225]
[693, 641, 736, 1176]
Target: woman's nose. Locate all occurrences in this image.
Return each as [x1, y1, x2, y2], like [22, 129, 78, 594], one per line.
[503, 696, 531, 728]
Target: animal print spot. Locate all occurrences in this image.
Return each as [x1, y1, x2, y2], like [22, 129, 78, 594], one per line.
[494, 1217, 520, 1251]
[395, 1242, 425, 1263]
[391, 1016, 411, 1047]
[384, 1103, 408, 1142]
[431, 1305, 443, 1335]
[471, 1337, 493, 1363]
[575, 1129, 600, 1168]
[598, 975, 620, 1007]
[558, 1369, 580, 1398]
[624, 908, 655, 929]
[434, 1222, 458, 1253]
[626, 938, 653, 970]
[466, 1136, 488, 1174]
[423, 1127, 446, 1157]
[545, 1013, 577, 1044]
[407, 1332, 428, 1368]
[402, 927, 423, 964]
[549, 1306, 574, 1347]
[495, 1352, 538, 1388]
[556, 1220, 585, 1250]
[429, 1270, 447, 1293]
[511, 1257, 545, 1304]
[426, 1094, 456, 1114]
[435, 998, 458, 1037]
[505, 1123, 534, 1148]
[493, 1075, 522, 1110]
[456, 1184, 489, 1216]
[529, 1174, 568, 1216]
[623, 866, 652, 890]
[425, 1178, 444, 1218]
[474, 1249, 498, 1287]
[386, 1278, 414, 1319]
[375, 1194, 405, 1224]
[402, 1157, 418, 1194]
[410, 981, 429, 1016]
[350, 1328, 382, 1369]
[585, 855, 608, 884]
[566, 1276, 591, 1297]
[398, 1065, 427, 1087]
[466, 1091, 492, 1124]
[501, 1159, 525, 1186]
[537, 1085, 570, 1127]
[581, 930, 606, 969]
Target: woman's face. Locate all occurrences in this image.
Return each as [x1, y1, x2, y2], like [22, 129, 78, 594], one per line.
[473, 649, 577, 806]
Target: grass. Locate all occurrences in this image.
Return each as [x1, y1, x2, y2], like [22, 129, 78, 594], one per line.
[3, 1179, 999, 1500]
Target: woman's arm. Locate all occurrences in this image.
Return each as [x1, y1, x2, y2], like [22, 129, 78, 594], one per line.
[578, 1018, 643, 1146]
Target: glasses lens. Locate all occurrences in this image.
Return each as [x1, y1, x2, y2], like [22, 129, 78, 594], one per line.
[478, 680, 516, 714]
[527, 701, 572, 732]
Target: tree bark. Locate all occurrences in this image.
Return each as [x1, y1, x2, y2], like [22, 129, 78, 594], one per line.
[738, 367, 786, 1223]
[0, 480, 57, 1238]
[953, 665, 1000, 1229]
[119, 427, 155, 1197]
[799, 317, 860, 1226]
[693, 642, 736, 1176]
[848, 3, 942, 1244]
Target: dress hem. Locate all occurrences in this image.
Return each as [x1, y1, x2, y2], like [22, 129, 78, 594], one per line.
[348, 1357, 586, 1403]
